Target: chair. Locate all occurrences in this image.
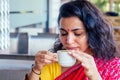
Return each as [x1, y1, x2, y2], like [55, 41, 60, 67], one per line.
[10, 33, 19, 54]
[28, 33, 58, 55]
[18, 33, 28, 54]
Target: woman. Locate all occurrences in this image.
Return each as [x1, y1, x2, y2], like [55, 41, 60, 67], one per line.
[26, 0, 120, 80]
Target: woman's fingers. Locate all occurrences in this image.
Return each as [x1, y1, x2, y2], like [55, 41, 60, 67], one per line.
[40, 58, 54, 64]
[69, 50, 95, 69]
[34, 50, 57, 71]
[36, 50, 56, 64]
[40, 54, 56, 62]
[69, 50, 85, 62]
[69, 50, 99, 78]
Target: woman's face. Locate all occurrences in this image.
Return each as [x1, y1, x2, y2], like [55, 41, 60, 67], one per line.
[59, 16, 89, 52]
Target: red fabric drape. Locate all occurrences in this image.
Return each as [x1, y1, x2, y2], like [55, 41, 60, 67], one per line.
[55, 58, 120, 80]
[55, 64, 87, 80]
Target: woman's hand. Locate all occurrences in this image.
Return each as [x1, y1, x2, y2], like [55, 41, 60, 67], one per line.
[28, 50, 57, 80]
[69, 50, 102, 80]
[34, 50, 57, 72]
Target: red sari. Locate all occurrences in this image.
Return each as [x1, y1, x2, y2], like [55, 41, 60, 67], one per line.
[55, 57, 120, 80]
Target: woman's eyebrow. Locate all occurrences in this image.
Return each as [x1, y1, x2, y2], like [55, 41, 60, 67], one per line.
[71, 28, 84, 31]
[59, 28, 66, 31]
[59, 28, 84, 31]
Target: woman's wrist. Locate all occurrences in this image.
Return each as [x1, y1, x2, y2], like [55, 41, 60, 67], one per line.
[32, 67, 41, 75]
[88, 72, 102, 80]
[31, 64, 42, 75]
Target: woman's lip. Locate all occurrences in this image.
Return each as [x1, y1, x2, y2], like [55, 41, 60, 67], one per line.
[66, 47, 78, 50]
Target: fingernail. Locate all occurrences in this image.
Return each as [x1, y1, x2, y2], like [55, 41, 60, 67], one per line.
[69, 52, 73, 56]
[68, 51, 72, 54]
[53, 54, 58, 61]
[53, 55, 57, 58]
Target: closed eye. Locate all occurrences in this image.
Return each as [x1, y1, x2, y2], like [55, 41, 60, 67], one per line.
[60, 33, 68, 36]
[60, 29, 68, 36]
[74, 33, 82, 36]
[74, 32, 85, 36]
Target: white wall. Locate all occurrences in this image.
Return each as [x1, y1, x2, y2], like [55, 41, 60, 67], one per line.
[10, 0, 47, 28]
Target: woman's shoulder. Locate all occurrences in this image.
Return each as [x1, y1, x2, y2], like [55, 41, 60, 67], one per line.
[107, 57, 120, 66]
[105, 58, 120, 78]
[96, 57, 120, 79]
[95, 57, 120, 65]
[95, 57, 120, 70]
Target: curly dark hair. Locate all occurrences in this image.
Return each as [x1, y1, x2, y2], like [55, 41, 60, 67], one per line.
[51, 0, 119, 60]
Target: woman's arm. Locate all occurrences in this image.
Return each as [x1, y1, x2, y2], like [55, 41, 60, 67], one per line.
[69, 50, 102, 80]
[25, 50, 57, 80]
[26, 65, 41, 80]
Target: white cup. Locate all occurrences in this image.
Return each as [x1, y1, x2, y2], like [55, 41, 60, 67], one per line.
[56, 50, 76, 67]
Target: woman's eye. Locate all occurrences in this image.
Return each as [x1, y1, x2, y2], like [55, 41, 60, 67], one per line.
[60, 31, 68, 36]
[75, 33, 82, 36]
[61, 33, 68, 36]
[74, 32, 85, 36]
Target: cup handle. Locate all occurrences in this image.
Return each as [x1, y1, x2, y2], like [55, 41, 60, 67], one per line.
[53, 53, 58, 61]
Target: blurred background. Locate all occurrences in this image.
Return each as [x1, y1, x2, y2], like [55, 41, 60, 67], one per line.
[0, 0, 120, 80]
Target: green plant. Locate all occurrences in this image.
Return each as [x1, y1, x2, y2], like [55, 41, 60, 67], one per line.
[91, 0, 108, 12]
[114, 0, 120, 14]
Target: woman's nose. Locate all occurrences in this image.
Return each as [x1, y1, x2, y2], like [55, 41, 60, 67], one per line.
[66, 34, 74, 44]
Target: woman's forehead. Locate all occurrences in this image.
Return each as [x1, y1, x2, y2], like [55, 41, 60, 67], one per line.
[59, 27, 85, 32]
[59, 17, 85, 29]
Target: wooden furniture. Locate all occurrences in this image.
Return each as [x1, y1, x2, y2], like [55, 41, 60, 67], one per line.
[106, 16, 120, 49]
